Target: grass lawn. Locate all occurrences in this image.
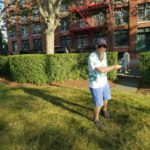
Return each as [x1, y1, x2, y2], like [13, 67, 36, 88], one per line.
[0, 83, 150, 150]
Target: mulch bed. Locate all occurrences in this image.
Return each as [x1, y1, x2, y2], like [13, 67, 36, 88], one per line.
[0, 77, 115, 89]
[137, 83, 150, 94]
[50, 80, 116, 89]
[0, 77, 149, 94]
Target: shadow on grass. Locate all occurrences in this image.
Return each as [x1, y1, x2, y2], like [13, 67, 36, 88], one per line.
[36, 127, 74, 150]
[110, 98, 150, 115]
[23, 87, 93, 121]
[0, 85, 149, 149]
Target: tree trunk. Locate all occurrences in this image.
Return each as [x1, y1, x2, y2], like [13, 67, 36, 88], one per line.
[45, 29, 55, 54]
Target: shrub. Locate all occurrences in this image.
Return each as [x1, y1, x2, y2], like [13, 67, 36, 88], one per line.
[8, 52, 118, 84]
[9, 55, 47, 84]
[107, 52, 118, 81]
[44, 53, 89, 82]
[139, 52, 150, 85]
[0, 56, 10, 77]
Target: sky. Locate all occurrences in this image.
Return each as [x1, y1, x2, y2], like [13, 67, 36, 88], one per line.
[0, 0, 7, 41]
[0, 0, 3, 9]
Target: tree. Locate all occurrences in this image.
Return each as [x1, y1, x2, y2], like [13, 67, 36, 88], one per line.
[5, 0, 70, 54]
[8, 0, 138, 54]
[0, 4, 3, 51]
[31, 0, 70, 54]
[0, 31, 8, 53]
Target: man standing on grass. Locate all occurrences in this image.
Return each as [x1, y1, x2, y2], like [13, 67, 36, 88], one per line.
[88, 38, 122, 128]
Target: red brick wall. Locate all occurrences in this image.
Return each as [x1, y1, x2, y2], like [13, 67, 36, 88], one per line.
[4, 0, 150, 54]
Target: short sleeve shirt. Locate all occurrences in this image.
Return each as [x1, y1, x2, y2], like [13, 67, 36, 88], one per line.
[88, 52, 108, 88]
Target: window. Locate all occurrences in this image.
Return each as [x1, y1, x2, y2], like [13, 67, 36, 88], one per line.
[33, 39, 42, 51]
[114, 0, 122, 3]
[8, 26, 16, 37]
[114, 0, 128, 3]
[94, 32, 107, 45]
[32, 9, 40, 21]
[20, 26, 28, 37]
[114, 7, 128, 25]
[92, 0, 105, 3]
[60, 20, 69, 32]
[93, 12, 106, 26]
[22, 40, 30, 50]
[9, 0, 15, 5]
[9, 16, 16, 24]
[75, 0, 84, 6]
[76, 34, 88, 49]
[60, 36, 71, 47]
[114, 30, 129, 47]
[18, 0, 25, 5]
[32, 24, 41, 35]
[136, 28, 150, 51]
[60, 3, 68, 12]
[138, 3, 150, 22]
[12, 41, 17, 52]
[20, 15, 28, 24]
[76, 19, 86, 28]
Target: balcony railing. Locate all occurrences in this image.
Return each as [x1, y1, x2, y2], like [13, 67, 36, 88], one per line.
[70, 19, 106, 32]
[69, 0, 109, 13]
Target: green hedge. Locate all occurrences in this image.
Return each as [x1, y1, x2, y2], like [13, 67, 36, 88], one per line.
[44, 54, 88, 83]
[107, 52, 118, 81]
[8, 54, 89, 84]
[0, 52, 118, 84]
[9, 55, 48, 84]
[0, 56, 10, 77]
[139, 52, 150, 85]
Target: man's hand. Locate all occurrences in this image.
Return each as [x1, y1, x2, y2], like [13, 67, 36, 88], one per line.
[114, 64, 122, 70]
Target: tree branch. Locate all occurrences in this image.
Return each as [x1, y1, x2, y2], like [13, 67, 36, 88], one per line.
[35, 0, 48, 21]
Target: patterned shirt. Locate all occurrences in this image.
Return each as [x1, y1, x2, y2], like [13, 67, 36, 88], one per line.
[88, 52, 108, 88]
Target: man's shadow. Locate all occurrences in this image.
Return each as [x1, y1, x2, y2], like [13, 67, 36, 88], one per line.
[23, 87, 93, 121]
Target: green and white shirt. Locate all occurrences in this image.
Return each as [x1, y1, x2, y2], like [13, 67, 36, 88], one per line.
[88, 52, 108, 88]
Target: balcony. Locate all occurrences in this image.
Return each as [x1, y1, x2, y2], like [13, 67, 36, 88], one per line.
[114, 0, 129, 4]
[69, 0, 109, 13]
[70, 19, 107, 32]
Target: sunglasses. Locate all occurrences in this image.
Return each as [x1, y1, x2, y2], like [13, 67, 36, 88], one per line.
[98, 45, 107, 48]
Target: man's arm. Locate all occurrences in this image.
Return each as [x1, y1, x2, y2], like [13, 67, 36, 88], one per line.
[96, 65, 122, 73]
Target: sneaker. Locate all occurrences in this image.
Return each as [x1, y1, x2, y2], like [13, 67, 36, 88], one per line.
[101, 110, 109, 118]
[93, 120, 103, 128]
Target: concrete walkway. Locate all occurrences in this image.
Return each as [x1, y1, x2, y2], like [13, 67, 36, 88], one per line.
[113, 59, 141, 92]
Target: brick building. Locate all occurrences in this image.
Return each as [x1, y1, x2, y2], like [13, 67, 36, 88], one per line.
[4, 0, 150, 55]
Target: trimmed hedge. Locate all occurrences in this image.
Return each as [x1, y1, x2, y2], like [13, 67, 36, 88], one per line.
[9, 55, 48, 84]
[44, 54, 88, 83]
[9, 54, 89, 84]
[0, 52, 118, 84]
[0, 56, 10, 77]
[139, 52, 150, 85]
[107, 52, 118, 81]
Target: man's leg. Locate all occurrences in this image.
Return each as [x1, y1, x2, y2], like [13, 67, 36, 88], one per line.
[124, 61, 129, 74]
[127, 62, 130, 71]
[103, 100, 108, 111]
[90, 87, 103, 127]
[102, 82, 111, 118]
[94, 106, 101, 121]
[102, 100, 109, 118]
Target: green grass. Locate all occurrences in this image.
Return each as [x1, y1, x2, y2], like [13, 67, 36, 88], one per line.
[0, 83, 150, 150]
